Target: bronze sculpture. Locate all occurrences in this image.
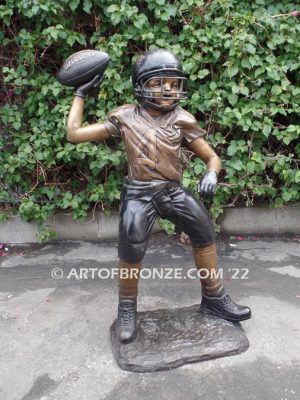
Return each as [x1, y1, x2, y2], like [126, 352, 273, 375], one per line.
[67, 49, 251, 344]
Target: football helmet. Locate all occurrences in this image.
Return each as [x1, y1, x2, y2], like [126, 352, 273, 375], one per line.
[132, 49, 187, 111]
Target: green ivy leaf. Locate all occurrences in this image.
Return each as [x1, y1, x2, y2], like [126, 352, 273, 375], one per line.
[262, 125, 272, 137]
[229, 160, 243, 171]
[198, 69, 210, 79]
[227, 65, 239, 78]
[83, 0, 92, 13]
[245, 43, 256, 54]
[228, 94, 238, 106]
[107, 4, 119, 12]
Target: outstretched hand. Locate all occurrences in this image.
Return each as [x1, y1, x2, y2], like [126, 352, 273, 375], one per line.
[198, 170, 218, 198]
[75, 74, 103, 98]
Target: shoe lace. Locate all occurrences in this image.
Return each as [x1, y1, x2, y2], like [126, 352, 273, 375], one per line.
[120, 307, 136, 326]
[222, 294, 235, 310]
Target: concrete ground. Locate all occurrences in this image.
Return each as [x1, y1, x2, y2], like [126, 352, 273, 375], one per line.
[0, 234, 299, 400]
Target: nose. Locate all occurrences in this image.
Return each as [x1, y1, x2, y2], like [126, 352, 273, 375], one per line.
[163, 82, 171, 91]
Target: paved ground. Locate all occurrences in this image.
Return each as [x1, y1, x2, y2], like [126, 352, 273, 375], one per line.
[0, 234, 299, 400]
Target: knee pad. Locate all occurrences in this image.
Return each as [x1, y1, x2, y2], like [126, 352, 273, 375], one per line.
[118, 238, 148, 264]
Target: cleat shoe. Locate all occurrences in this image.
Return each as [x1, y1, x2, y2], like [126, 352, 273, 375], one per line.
[200, 287, 251, 322]
[116, 299, 137, 343]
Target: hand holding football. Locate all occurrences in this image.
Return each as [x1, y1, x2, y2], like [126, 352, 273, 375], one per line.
[74, 75, 104, 98]
[57, 49, 110, 87]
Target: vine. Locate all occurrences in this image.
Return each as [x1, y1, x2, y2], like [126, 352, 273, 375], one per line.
[0, 0, 299, 241]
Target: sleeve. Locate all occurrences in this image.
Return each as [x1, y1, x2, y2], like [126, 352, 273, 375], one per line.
[104, 106, 126, 139]
[174, 108, 206, 144]
[103, 119, 121, 138]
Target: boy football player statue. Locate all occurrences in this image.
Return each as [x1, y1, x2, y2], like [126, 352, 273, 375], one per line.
[67, 49, 251, 343]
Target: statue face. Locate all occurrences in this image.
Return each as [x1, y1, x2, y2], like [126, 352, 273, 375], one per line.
[146, 77, 180, 109]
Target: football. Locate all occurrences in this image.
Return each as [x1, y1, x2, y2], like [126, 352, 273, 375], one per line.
[57, 49, 110, 87]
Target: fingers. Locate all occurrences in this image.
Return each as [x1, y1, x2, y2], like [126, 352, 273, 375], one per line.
[91, 74, 103, 88]
[200, 182, 214, 198]
[91, 74, 100, 83]
[198, 174, 218, 198]
[197, 181, 202, 194]
[74, 74, 104, 98]
[204, 182, 217, 197]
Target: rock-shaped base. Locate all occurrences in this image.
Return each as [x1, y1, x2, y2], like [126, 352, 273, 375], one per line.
[110, 304, 249, 372]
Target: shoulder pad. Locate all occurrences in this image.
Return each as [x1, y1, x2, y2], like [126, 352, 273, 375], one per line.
[108, 104, 135, 119]
[173, 107, 198, 127]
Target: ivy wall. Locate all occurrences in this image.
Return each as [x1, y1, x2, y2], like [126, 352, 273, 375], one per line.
[0, 0, 299, 240]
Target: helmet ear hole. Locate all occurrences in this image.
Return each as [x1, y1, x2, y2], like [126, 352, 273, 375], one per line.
[134, 83, 142, 96]
[144, 90, 153, 99]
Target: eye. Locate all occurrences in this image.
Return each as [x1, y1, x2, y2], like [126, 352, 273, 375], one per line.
[148, 79, 160, 87]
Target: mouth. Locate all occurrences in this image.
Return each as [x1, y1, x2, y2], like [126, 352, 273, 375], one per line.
[156, 95, 174, 102]
[154, 99, 175, 107]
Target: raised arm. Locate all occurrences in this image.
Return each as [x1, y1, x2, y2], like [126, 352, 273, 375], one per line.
[188, 137, 222, 197]
[67, 96, 110, 144]
[66, 75, 111, 144]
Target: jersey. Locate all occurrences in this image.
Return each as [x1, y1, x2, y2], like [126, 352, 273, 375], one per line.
[103, 104, 205, 182]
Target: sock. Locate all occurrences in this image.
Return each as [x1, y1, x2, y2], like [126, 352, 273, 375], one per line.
[192, 243, 222, 295]
[118, 259, 142, 301]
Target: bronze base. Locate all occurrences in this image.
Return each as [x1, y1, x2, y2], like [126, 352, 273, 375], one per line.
[110, 303, 250, 373]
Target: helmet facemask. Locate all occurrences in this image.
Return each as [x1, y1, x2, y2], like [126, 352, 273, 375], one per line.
[138, 75, 187, 111]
